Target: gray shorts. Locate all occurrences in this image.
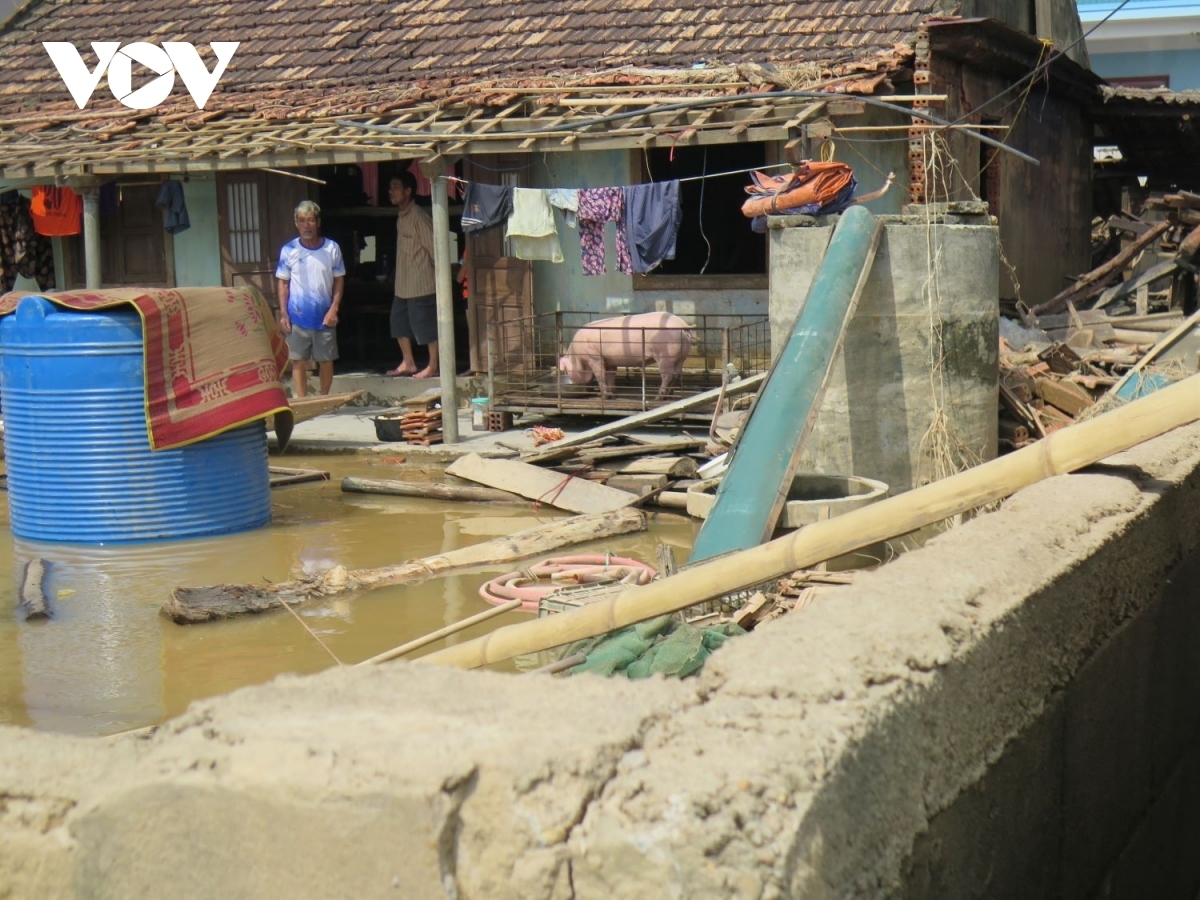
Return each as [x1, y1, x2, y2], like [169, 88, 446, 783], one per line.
[286, 325, 338, 362]
[391, 294, 438, 345]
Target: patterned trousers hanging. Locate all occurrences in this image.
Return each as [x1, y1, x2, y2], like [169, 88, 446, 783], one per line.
[577, 187, 632, 276]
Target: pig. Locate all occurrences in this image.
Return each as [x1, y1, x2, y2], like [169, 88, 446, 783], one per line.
[558, 312, 694, 400]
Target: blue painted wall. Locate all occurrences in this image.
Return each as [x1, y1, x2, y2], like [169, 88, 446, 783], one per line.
[528, 151, 634, 316]
[1089, 49, 1200, 89]
[172, 177, 222, 287]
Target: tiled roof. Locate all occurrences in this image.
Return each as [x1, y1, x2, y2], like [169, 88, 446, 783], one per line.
[0, 0, 943, 177]
[0, 1, 940, 98]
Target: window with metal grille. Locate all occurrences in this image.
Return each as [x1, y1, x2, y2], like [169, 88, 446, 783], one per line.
[226, 181, 262, 264]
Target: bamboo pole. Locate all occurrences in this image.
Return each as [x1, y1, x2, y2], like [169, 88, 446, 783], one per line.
[359, 599, 523, 665]
[162, 507, 646, 623]
[419, 373, 1200, 670]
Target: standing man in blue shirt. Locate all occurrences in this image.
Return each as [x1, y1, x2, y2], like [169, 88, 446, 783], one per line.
[275, 200, 345, 397]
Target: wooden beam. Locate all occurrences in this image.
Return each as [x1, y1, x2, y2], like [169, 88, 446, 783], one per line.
[519, 373, 766, 465]
[446, 453, 639, 514]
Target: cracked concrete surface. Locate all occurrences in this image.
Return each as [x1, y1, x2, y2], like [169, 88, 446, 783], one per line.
[3, 424, 1200, 898]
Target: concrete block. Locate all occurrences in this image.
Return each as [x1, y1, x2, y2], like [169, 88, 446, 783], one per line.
[770, 221, 999, 494]
[71, 783, 447, 899]
[1167, 741, 1200, 898]
[1060, 612, 1156, 900]
[903, 695, 1066, 899]
[1094, 739, 1200, 900]
[1149, 551, 1200, 793]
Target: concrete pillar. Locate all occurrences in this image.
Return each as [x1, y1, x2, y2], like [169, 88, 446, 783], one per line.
[431, 174, 459, 444]
[81, 185, 101, 289]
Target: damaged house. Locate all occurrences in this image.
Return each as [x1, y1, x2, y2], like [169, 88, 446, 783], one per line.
[0, 1, 1098, 385]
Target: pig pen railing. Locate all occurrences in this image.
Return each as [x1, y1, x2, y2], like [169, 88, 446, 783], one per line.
[486, 312, 771, 418]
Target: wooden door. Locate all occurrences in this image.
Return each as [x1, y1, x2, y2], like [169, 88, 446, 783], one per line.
[466, 156, 533, 374]
[217, 171, 312, 308]
[66, 184, 168, 287]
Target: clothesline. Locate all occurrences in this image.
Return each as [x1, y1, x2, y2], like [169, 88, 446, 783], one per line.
[443, 161, 794, 191]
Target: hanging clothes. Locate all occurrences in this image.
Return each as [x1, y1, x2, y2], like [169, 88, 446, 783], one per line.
[577, 187, 631, 276]
[99, 181, 120, 216]
[0, 197, 55, 293]
[548, 188, 580, 229]
[360, 162, 380, 206]
[407, 160, 432, 198]
[155, 180, 191, 234]
[506, 189, 563, 263]
[622, 180, 682, 274]
[461, 182, 513, 234]
[30, 185, 82, 236]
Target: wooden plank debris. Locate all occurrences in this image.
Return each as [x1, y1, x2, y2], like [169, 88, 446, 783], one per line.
[269, 466, 331, 487]
[518, 372, 767, 465]
[446, 453, 639, 514]
[607, 473, 669, 495]
[613, 456, 699, 478]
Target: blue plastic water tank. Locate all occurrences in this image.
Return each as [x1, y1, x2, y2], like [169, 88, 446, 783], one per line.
[0, 295, 271, 543]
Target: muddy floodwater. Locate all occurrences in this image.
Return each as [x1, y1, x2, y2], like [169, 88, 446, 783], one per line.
[0, 453, 698, 736]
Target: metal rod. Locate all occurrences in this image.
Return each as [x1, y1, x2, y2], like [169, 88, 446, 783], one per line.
[528, 652, 588, 675]
[359, 599, 523, 665]
[432, 175, 459, 443]
[261, 167, 328, 185]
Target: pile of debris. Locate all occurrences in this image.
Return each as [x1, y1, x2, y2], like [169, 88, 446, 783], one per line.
[1004, 193, 1200, 449]
[1031, 191, 1200, 318]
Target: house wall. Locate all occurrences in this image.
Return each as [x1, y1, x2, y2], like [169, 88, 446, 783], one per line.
[933, 56, 1092, 305]
[1090, 49, 1200, 90]
[1080, 1, 1200, 88]
[171, 177, 222, 288]
[958, 0, 1088, 67]
[821, 103, 910, 217]
[529, 148, 781, 324]
[530, 151, 633, 317]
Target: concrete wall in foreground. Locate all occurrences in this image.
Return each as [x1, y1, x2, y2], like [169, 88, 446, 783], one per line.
[3, 424, 1200, 897]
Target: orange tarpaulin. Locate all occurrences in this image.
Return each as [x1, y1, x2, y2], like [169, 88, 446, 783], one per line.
[740, 161, 855, 218]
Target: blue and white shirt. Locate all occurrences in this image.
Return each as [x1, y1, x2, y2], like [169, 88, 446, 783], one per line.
[275, 238, 345, 330]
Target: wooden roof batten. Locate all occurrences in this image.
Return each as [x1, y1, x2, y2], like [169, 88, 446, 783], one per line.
[0, 53, 913, 179]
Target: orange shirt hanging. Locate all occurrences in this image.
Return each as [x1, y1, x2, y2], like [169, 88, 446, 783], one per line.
[30, 186, 83, 236]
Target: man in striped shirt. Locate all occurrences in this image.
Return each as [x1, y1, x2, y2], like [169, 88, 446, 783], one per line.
[387, 172, 439, 378]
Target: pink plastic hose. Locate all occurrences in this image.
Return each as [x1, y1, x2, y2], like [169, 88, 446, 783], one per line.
[479, 554, 657, 611]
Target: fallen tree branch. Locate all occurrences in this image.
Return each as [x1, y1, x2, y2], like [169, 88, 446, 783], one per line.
[162, 508, 647, 624]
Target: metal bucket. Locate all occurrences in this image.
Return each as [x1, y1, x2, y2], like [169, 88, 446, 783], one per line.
[686, 473, 888, 526]
[0, 295, 271, 543]
[686, 472, 890, 570]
